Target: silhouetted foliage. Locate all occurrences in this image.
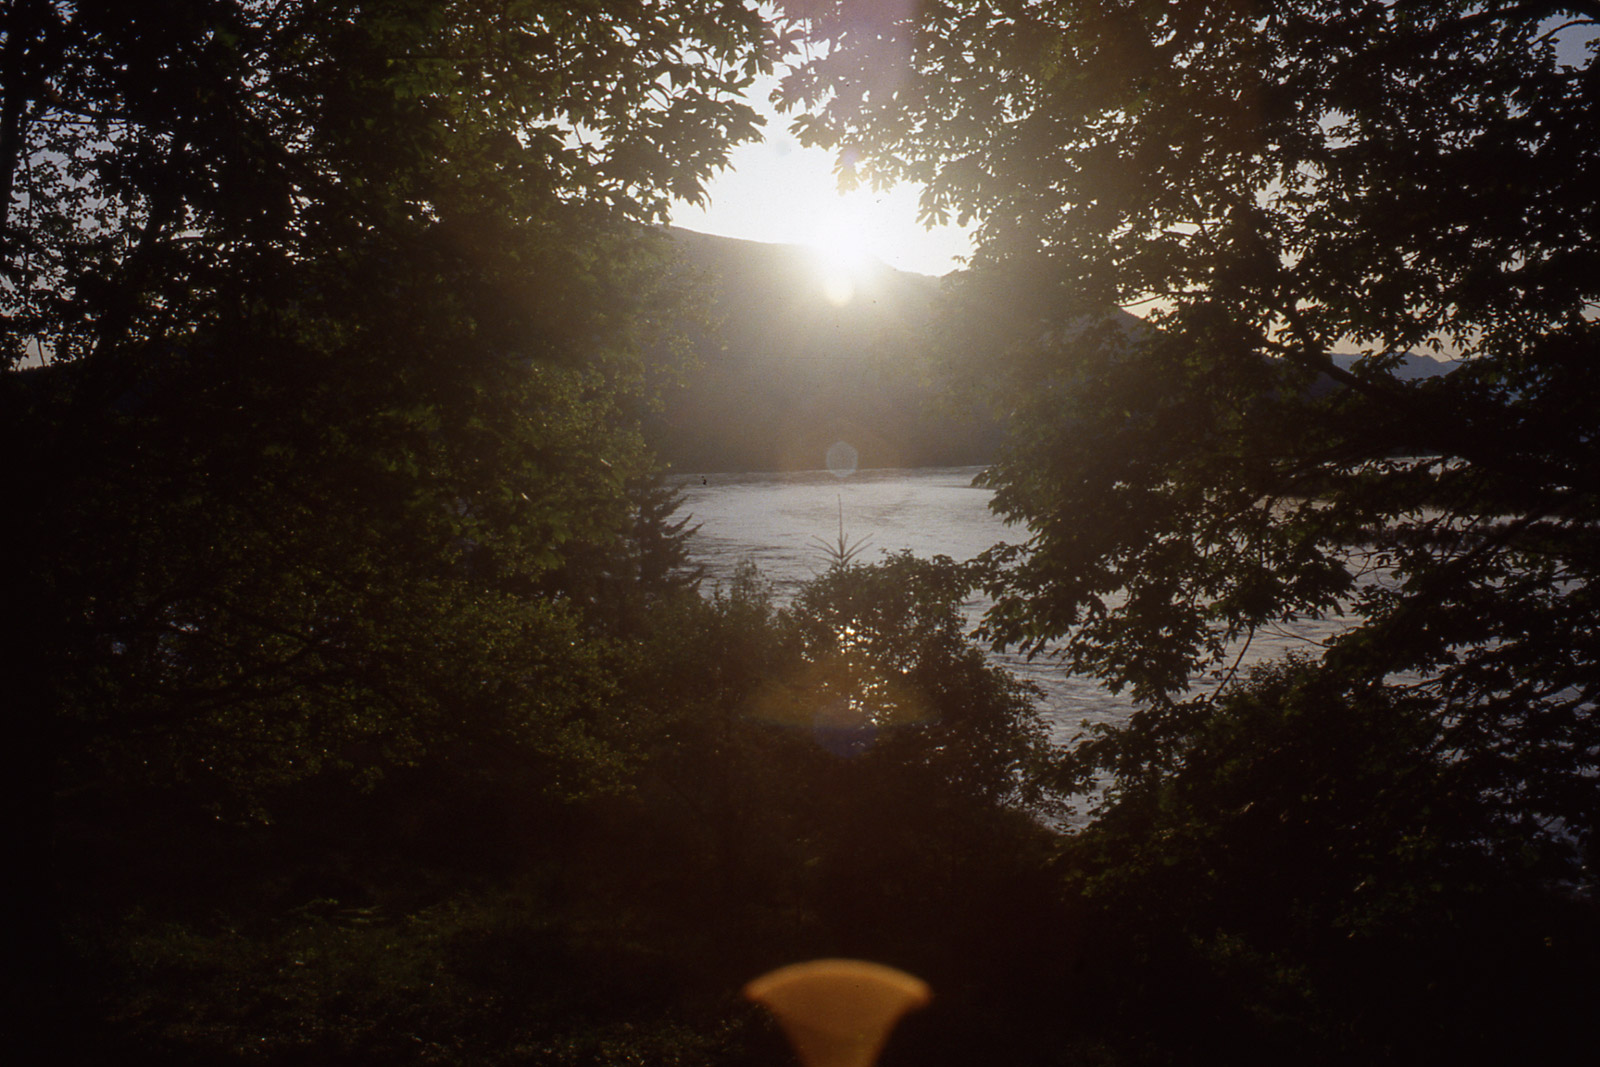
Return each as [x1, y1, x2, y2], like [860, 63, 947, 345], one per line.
[3, 0, 785, 1055]
[623, 552, 1057, 919]
[1052, 659, 1598, 1064]
[52, 556, 1070, 1066]
[782, 2, 1600, 1061]
[781, 0, 1599, 883]
[4, 0, 784, 794]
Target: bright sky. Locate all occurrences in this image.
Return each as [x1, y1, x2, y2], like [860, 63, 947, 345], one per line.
[669, 75, 974, 278]
[672, 23, 1593, 281]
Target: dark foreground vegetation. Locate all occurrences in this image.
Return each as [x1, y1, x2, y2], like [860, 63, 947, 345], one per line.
[35, 555, 1600, 1067]
[6, 2, 1598, 1065]
[48, 553, 1070, 1066]
[40, 551, 1600, 1067]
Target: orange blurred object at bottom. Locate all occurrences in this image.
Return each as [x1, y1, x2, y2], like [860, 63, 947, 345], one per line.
[744, 959, 931, 1067]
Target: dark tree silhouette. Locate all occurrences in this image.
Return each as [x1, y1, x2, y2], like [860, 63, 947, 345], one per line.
[3, 0, 784, 791]
[780, 0, 1598, 880]
[780, 3, 1599, 1057]
[1, 0, 784, 1049]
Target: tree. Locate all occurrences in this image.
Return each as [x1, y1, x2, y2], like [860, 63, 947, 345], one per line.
[778, 2, 1600, 887]
[627, 552, 1054, 898]
[612, 552, 1064, 1053]
[2, 0, 784, 1039]
[1053, 659, 1600, 1063]
[3, 0, 785, 788]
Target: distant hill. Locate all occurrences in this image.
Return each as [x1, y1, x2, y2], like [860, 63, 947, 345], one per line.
[1330, 352, 1460, 379]
[646, 228, 1001, 474]
[1305, 351, 1460, 399]
[642, 230, 1464, 474]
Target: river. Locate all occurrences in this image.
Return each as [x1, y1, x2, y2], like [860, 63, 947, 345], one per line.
[674, 466, 1350, 750]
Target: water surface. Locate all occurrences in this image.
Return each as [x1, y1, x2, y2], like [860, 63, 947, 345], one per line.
[675, 465, 1357, 753]
[675, 466, 1130, 746]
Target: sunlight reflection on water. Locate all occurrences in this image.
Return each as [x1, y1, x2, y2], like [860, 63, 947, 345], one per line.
[675, 466, 1122, 749]
[674, 466, 1361, 760]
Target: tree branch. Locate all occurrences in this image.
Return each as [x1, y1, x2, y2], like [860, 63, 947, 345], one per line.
[0, 0, 64, 248]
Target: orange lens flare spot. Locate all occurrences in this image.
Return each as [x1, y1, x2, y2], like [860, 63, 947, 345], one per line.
[744, 959, 931, 1067]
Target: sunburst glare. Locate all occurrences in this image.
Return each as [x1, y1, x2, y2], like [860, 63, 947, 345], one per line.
[669, 75, 973, 278]
[809, 212, 875, 305]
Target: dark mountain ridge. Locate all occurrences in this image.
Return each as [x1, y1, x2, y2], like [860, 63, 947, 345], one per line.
[647, 228, 1001, 474]
[1330, 351, 1460, 378]
[643, 230, 1461, 475]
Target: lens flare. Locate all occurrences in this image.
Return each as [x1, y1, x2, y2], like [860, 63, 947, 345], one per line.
[745, 959, 931, 1067]
[826, 440, 859, 477]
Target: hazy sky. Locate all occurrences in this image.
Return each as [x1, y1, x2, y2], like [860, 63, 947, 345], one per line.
[668, 75, 974, 278]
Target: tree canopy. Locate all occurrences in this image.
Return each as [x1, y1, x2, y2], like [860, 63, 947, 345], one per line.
[2, 0, 786, 797]
[779, 1, 1599, 879]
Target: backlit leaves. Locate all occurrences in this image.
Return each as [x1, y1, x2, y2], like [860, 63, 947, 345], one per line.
[780, 0, 1600, 878]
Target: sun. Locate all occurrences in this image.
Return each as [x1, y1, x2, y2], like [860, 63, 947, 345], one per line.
[807, 212, 877, 305]
[667, 72, 975, 278]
